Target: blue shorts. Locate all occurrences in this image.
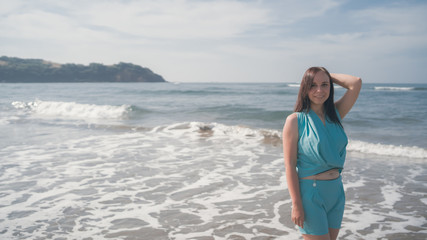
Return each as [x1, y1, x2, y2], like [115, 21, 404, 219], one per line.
[298, 176, 345, 235]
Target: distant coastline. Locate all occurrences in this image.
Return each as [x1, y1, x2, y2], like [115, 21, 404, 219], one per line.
[0, 56, 166, 83]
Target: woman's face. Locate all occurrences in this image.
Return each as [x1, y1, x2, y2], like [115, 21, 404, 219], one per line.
[308, 71, 330, 107]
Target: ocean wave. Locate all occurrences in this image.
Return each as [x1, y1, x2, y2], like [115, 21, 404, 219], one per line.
[149, 122, 283, 146]
[288, 83, 345, 89]
[348, 140, 427, 159]
[151, 122, 426, 159]
[374, 86, 419, 91]
[137, 88, 255, 96]
[11, 100, 131, 120]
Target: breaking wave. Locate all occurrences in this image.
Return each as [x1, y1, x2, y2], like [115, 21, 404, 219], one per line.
[373, 86, 427, 91]
[347, 140, 426, 159]
[149, 122, 427, 159]
[11, 100, 131, 120]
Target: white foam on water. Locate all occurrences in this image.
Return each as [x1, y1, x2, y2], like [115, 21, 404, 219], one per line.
[343, 202, 427, 239]
[343, 176, 366, 191]
[340, 150, 427, 239]
[0, 117, 10, 125]
[0, 122, 290, 239]
[348, 140, 427, 159]
[374, 86, 415, 91]
[287, 83, 343, 89]
[379, 183, 403, 208]
[1, 121, 426, 239]
[287, 83, 300, 88]
[152, 122, 427, 160]
[11, 100, 131, 120]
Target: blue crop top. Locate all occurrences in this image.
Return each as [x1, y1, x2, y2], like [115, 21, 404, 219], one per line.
[296, 109, 348, 178]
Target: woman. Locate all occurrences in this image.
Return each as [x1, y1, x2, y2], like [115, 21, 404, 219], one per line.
[282, 67, 361, 240]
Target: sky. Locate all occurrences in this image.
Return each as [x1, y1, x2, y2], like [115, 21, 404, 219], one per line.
[1, 0, 427, 83]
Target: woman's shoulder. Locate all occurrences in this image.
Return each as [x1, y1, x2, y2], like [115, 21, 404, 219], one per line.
[285, 112, 301, 129]
[284, 112, 306, 139]
[285, 112, 298, 122]
[288, 111, 308, 120]
[283, 113, 299, 138]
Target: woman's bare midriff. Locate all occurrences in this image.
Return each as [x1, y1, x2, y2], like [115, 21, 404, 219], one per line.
[302, 169, 340, 180]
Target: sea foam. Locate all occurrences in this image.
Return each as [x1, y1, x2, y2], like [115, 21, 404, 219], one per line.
[374, 86, 415, 91]
[348, 140, 426, 159]
[192, 122, 426, 159]
[11, 100, 131, 120]
[152, 122, 427, 159]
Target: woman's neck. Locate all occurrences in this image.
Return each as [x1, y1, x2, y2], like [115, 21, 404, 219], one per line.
[310, 104, 324, 116]
[311, 104, 326, 125]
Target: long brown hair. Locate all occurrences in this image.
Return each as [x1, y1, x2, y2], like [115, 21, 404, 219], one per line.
[294, 67, 342, 128]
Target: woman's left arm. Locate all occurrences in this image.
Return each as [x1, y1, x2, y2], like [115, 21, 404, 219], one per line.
[331, 73, 362, 119]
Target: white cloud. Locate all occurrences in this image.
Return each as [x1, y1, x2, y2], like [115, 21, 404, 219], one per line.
[0, 0, 426, 83]
[44, 0, 271, 40]
[354, 4, 427, 35]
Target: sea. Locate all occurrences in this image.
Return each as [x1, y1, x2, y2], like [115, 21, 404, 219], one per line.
[0, 82, 426, 240]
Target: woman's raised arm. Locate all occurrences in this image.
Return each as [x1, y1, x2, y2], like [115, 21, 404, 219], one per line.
[331, 73, 362, 119]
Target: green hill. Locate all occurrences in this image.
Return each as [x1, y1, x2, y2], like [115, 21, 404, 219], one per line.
[0, 56, 166, 83]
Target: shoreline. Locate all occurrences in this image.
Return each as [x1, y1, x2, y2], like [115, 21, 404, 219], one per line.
[0, 136, 425, 239]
